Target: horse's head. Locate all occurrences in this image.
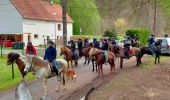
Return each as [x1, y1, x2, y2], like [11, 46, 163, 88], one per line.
[7, 52, 20, 65]
[24, 55, 34, 73]
[60, 46, 70, 56]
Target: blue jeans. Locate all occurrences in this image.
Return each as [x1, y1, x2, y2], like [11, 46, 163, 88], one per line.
[148, 44, 155, 55]
[52, 59, 59, 70]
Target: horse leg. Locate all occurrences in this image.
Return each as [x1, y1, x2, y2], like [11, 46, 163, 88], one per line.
[155, 55, 157, 64]
[87, 57, 91, 64]
[158, 55, 160, 63]
[120, 58, 123, 69]
[98, 65, 101, 77]
[101, 64, 103, 77]
[92, 58, 95, 72]
[84, 57, 87, 65]
[67, 60, 69, 68]
[95, 62, 98, 72]
[41, 78, 47, 100]
[71, 60, 73, 68]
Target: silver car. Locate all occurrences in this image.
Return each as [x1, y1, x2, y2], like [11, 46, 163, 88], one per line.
[155, 37, 170, 54]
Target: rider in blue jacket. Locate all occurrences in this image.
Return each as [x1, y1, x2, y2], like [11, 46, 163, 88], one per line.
[93, 38, 100, 49]
[44, 40, 58, 74]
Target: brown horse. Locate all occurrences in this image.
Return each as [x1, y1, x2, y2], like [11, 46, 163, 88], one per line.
[89, 48, 116, 77]
[109, 43, 120, 61]
[131, 39, 139, 47]
[6, 52, 26, 78]
[118, 47, 141, 69]
[60, 46, 78, 68]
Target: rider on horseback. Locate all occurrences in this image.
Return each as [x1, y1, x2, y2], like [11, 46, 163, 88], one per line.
[70, 40, 77, 60]
[77, 38, 83, 58]
[93, 38, 100, 49]
[44, 40, 59, 75]
[148, 34, 155, 55]
[124, 36, 131, 59]
[111, 37, 116, 46]
[84, 37, 89, 47]
[101, 39, 109, 64]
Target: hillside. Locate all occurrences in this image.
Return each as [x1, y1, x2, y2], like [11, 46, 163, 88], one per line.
[96, 0, 170, 36]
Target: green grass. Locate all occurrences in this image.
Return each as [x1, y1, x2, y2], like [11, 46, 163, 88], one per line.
[0, 56, 35, 91]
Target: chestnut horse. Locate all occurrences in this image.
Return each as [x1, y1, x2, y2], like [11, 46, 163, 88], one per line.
[60, 46, 78, 68]
[24, 55, 68, 100]
[118, 47, 141, 69]
[131, 39, 139, 47]
[89, 48, 116, 77]
[6, 52, 26, 78]
[109, 43, 120, 61]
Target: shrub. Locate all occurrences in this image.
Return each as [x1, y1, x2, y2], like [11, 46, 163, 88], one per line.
[103, 28, 117, 38]
[126, 28, 150, 46]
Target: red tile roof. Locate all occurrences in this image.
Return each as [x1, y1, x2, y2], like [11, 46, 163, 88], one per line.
[11, 0, 72, 22]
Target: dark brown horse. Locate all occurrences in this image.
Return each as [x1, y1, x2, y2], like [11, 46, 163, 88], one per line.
[109, 43, 120, 61]
[60, 46, 78, 68]
[118, 47, 141, 69]
[6, 52, 26, 78]
[89, 48, 116, 77]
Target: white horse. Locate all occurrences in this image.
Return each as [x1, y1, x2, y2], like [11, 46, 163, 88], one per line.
[15, 79, 32, 100]
[24, 55, 68, 100]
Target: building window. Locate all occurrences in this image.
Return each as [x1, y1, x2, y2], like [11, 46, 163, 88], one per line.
[58, 24, 61, 31]
[34, 34, 38, 39]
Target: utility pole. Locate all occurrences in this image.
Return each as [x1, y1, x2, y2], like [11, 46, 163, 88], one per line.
[153, 0, 157, 36]
[62, 0, 67, 46]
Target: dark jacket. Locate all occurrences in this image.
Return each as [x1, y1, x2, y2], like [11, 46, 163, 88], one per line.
[84, 39, 89, 46]
[77, 40, 83, 49]
[134, 36, 138, 41]
[148, 37, 155, 45]
[101, 42, 108, 51]
[71, 42, 76, 51]
[44, 46, 56, 63]
[93, 41, 100, 48]
[111, 39, 116, 45]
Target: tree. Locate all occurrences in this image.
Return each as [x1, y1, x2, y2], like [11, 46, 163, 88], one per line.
[103, 28, 117, 38]
[53, 0, 101, 35]
[114, 18, 128, 35]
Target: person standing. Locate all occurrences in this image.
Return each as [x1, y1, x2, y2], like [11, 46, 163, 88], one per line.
[25, 41, 37, 56]
[93, 38, 100, 49]
[148, 34, 155, 55]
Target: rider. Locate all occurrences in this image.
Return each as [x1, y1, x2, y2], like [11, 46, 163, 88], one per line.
[84, 37, 89, 47]
[111, 37, 116, 46]
[101, 39, 109, 64]
[124, 36, 131, 59]
[148, 34, 155, 55]
[44, 40, 59, 75]
[77, 38, 83, 58]
[93, 38, 100, 49]
[70, 40, 77, 59]
[25, 41, 37, 56]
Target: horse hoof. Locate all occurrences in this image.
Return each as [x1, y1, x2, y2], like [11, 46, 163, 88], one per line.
[56, 89, 60, 92]
[63, 87, 66, 91]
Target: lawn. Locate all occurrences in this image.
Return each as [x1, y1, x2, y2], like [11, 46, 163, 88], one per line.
[0, 55, 35, 91]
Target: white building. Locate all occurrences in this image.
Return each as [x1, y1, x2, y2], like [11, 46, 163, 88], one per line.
[0, 0, 73, 46]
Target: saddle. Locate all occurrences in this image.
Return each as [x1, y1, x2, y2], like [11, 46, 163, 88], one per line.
[49, 64, 59, 75]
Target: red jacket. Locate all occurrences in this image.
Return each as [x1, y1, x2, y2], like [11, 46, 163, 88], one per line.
[25, 46, 37, 56]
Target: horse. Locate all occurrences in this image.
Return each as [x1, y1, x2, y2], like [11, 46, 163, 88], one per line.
[60, 46, 78, 68]
[15, 79, 32, 100]
[6, 52, 26, 78]
[140, 44, 161, 64]
[109, 43, 120, 61]
[89, 48, 116, 77]
[24, 55, 68, 100]
[118, 47, 141, 69]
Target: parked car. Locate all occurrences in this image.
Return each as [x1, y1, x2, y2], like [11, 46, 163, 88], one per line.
[155, 37, 170, 55]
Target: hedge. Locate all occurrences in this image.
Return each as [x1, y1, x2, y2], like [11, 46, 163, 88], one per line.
[126, 28, 150, 46]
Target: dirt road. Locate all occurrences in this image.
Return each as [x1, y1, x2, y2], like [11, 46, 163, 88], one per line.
[0, 56, 144, 100]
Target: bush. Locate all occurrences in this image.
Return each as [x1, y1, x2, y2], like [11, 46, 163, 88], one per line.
[126, 28, 150, 46]
[103, 28, 117, 38]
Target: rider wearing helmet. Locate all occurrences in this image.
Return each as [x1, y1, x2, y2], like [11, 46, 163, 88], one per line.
[124, 36, 131, 59]
[93, 38, 100, 49]
[77, 38, 83, 57]
[101, 39, 109, 64]
[70, 40, 76, 59]
[84, 37, 89, 47]
[148, 34, 155, 55]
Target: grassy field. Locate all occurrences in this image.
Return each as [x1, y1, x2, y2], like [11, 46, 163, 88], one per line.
[0, 55, 35, 91]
